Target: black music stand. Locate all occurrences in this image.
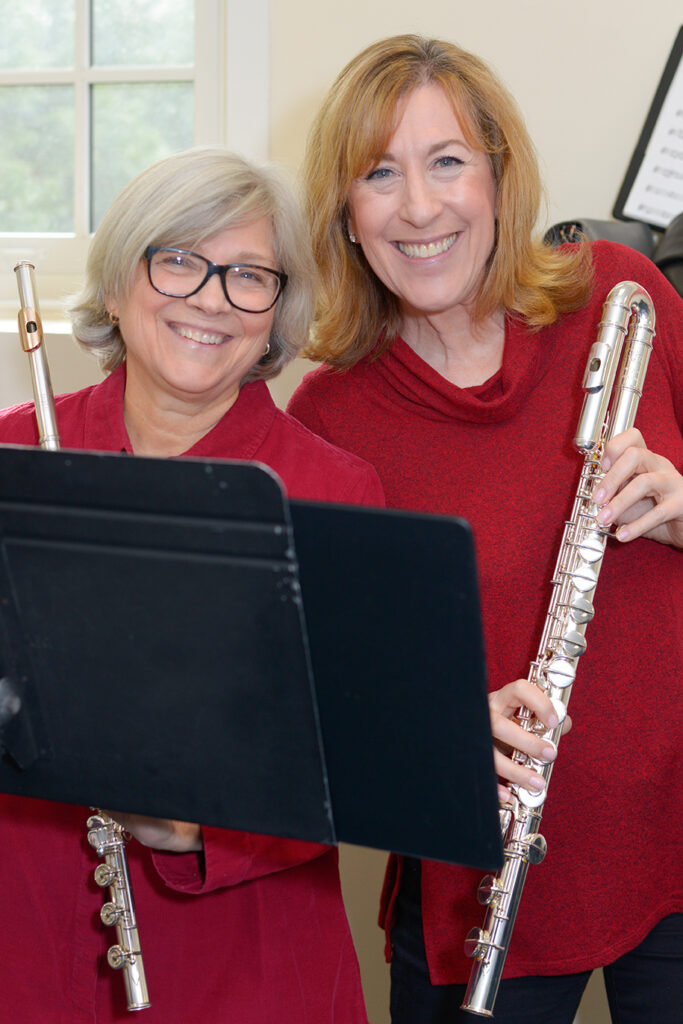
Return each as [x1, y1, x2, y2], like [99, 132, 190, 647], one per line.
[0, 447, 501, 870]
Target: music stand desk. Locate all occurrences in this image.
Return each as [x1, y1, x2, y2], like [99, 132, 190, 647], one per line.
[0, 447, 501, 870]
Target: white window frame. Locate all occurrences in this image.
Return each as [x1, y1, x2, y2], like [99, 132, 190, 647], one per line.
[0, 0, 269, 318]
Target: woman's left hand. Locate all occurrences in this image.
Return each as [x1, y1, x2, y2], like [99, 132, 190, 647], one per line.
[104, 811, 203, 852]
[593, 428, 683, 549]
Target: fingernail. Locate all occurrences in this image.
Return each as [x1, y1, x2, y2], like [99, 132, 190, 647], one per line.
[541, 744, 557, 762]
[596, 507, 612, 525]
[547, 713, 559, 728]
[616, 526, 630, 542]
[527, 774, 546, 792]
[601, 456, 611, 471]
[593, 486, 606, 503]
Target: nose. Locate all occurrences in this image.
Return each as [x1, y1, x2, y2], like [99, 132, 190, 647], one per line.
[400, 170, 442, 227]
[185, 272, 231, 314]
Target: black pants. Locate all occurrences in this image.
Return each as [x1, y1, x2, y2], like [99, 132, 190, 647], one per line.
[390, 858, 683, 1024]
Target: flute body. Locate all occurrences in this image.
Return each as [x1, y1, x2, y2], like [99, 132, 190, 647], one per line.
[461, 281, 655, 1017]
[13, 261, 151, 1012]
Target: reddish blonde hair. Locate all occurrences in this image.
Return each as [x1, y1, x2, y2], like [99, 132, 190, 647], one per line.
[302, 35, 593, 367]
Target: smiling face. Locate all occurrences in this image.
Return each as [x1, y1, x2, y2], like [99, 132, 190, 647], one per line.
[346, 83, 497, 335]
[112, 216, 277, 413]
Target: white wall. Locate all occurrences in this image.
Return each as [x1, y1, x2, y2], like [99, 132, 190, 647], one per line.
[2, 4, 679, 1021]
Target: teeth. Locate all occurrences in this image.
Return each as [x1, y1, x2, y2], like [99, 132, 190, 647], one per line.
[397, 233, 458, 259]
[174, 325, 226, 345]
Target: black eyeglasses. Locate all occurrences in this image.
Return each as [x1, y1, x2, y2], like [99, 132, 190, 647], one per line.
[144, 246, 288, 313]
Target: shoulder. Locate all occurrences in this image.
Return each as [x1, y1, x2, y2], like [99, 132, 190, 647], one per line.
[587, 239, 681, 350]
[288, 363, 354, 406]
[287, 362, 370, 429]
[585, 241, 682, 438]
[557, 241, 682, 361]
[0, 398, 41, 445]
[0, 377, 111, 448]
[263, 403, 384, 507]
[590, 240, 681, 305]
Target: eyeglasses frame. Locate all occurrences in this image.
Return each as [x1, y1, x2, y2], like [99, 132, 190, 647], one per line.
[144, 245, 288, 313]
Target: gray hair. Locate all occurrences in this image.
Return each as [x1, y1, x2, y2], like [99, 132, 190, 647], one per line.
[68, 147, 315, 380]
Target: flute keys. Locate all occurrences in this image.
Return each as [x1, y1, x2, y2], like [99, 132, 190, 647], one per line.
[476, 874, 505, 907]
[569, 593, 594, 624]
[87, 815, 110, 853]
[570, 562, 599, 593]
[464, 927, 497, 960]
[101, 901, 121, 927]
[560, 629, 587, 659]
[544, 657, 575, 688]
[516, 782, 547, 809]
[107, 945, 128, 970]
[498, 802, 516, 843]
[577, 531, 605, 563]
[549, 695, 568, 725]
[94, 863, 117, 887]
[523, 833, 547, 865]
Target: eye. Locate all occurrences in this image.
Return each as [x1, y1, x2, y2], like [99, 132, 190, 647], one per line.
[434, 155, 464, 170]
[365, 166, 395, 182]
[159, 251, 201, 272]
[230, 266, 271, 288]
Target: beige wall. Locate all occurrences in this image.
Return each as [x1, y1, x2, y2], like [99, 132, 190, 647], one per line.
[2, 3, 679, 1021]
[269, 0, 681, 227]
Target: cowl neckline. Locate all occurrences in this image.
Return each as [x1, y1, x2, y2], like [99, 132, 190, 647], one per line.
[371, 315, 554, 423]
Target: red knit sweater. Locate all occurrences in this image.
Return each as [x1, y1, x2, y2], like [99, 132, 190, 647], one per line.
[288, 241, 683, 981]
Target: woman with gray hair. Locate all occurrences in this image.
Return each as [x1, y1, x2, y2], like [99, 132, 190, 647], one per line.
[0, 147, 380, 1023]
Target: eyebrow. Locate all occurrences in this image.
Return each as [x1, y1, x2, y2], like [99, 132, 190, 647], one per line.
[194, 248, 276, 266]
[229, 253, 276, 264]
[379, 138, 471, 162]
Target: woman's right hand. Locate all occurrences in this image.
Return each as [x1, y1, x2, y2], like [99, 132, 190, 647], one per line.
[488, 679, 573, 804]
[103, 811, 203, 853]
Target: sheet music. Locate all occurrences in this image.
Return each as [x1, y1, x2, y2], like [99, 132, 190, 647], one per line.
[621, 55, 683, 229]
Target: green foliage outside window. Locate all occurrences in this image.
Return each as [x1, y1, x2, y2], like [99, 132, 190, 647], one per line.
[0, 0, 195, 235]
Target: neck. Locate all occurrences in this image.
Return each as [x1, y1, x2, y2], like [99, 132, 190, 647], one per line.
[123, 375, 240, 457]
[400, 307, 506, 388]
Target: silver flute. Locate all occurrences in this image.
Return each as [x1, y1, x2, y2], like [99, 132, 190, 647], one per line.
[461, 281, 655, 1018]
[14, 261, 151, 1012]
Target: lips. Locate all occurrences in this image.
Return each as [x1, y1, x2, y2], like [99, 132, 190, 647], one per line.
[396, 232, 458, 259]
[171, 323, 228, 346]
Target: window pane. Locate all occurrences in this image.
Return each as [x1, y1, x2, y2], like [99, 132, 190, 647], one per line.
[0, 0, 74, 70]
[91, 0, 194, 66]
[91, 82, 194, 229]
[0, 86, 74, 231]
